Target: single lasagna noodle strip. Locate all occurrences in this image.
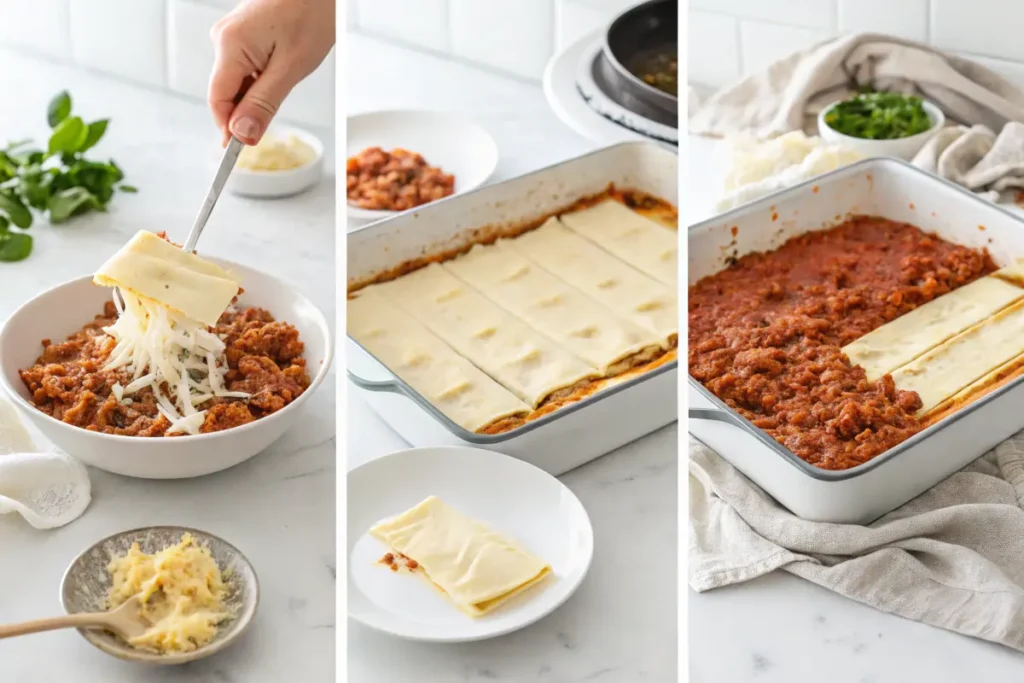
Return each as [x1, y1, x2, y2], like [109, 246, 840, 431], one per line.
[559, 199, 678, 287]
[890, 298, 1024, 416]
[369, 263, 599, 407]
[94, 230, 241, 327]
[443, 241, 663, 375]
[370, 496, 551, 617]
[347, 290, 530, 431]
[842, 275, 1024, 381]
[91, 230, 249, 435]
[506, 218, 678, 346]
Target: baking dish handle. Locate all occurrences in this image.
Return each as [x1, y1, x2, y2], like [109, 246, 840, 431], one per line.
[347, 370, 402, 394]
[689, 408, 747, 429]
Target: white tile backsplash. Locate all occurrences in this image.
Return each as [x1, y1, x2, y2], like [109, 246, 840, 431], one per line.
[355, 0, 450, 53]
[931, 0, 1024, 63]
[691, 0, 1024, 90]
[689, 11, 741, 88]
[739, 20, 829, 76]
[0, 0, 334, 131]
[168, 0, 221, 100]
[556, 0, 627, 52]
[691, 0, 836, 31]
[837, 0, 929, 42]
[449, 0, 554, 80]
[0, 0, 72, 59]
[69, 0, 168, 87]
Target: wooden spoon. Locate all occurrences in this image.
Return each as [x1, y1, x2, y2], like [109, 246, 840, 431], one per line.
[0, 596, 147, 641]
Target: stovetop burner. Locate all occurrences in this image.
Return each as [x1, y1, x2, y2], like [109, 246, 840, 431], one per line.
[575, 43, 678, 146]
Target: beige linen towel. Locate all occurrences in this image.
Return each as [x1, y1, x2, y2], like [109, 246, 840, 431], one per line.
[689, 33, 1024, 140]
[912, 122, 1024, 200]
[690, 435, 1024, 652]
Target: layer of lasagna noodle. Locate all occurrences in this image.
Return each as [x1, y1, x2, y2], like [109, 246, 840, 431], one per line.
[348, 189, 679, 434]
[689, 215, 1024, 471]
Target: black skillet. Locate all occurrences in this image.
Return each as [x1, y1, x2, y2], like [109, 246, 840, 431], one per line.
[602, 0, 678, 119]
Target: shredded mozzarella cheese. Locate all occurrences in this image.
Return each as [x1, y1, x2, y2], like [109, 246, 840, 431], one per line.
[102, 291, 250, 435]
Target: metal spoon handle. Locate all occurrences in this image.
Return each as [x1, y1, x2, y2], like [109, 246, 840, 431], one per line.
[183, 135, 244, 253]
[0, 612, 110, 639]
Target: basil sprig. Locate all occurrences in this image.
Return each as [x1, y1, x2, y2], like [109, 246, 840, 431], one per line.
[0, 91, 135, 262]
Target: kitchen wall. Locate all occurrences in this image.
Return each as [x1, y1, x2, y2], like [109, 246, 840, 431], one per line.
[349, 0, 638, 81]
[0, 0, 334, 130]
[690, 0, 1024, 91]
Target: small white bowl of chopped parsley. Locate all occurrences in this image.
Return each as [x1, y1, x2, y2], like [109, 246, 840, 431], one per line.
[818, 92, 944, 160]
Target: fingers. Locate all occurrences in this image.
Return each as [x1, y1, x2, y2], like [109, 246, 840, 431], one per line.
[227, 59, 298, 145]
[208, 21, 255, 140]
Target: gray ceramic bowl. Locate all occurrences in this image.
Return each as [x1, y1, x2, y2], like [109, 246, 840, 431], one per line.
[60, 526, 259, 665]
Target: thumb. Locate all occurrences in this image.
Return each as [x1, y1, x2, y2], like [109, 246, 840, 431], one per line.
[228, 60, 297, 145]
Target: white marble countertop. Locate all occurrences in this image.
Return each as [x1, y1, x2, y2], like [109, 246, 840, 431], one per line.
[346, 34, 678, 682]
[0, 50, 336, 682]
[686, 133, 1024, 682]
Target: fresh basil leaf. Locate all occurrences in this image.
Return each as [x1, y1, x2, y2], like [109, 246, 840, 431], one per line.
[9, 148, 44, 166]
[48, 116, 88, 154]
[119, 185, 138, 193]
[20, 166, 55, 210]
[48, 187, 99, 223]
[81, 119, 109, 152]
[47, 91, 72, 129]
[0, 232, 32, 262]
[0, 193, 32, 228]
[0, 215, 8, 232]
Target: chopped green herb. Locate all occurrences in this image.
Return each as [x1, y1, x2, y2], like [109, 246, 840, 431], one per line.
[0, 91, 135, 262]
[824, 92, 934, 140]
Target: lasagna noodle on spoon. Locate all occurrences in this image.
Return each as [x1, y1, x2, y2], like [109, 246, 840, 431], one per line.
[92, 231, 248, 435]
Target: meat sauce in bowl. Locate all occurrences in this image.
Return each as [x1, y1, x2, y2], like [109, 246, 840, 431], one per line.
[688, 216, 994, 470]
[19, 303, 311, 436]
[346, 146, 455, 212]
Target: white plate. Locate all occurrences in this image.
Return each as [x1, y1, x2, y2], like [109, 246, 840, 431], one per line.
[345, 110, 499, 225]
[347, 446, 594, 642]
[543, 31, 650, 146]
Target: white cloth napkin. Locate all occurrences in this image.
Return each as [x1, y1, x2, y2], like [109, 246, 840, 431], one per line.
[690, 435, 1024, 653]
[0, 398, 90, 529]
[689, 33, 1024, 140]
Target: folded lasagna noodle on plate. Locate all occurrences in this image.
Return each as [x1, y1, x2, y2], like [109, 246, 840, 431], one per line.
[842, 275, 1024, 381]
[559, 199, 678, 287]
[348, 291, 530, 431]
[371, 496, 551, 617]
[443, 241, 663, 375]
[93, 230, 241, 327]
[371, 263, 599, 407]
[506, 218, 678, 345]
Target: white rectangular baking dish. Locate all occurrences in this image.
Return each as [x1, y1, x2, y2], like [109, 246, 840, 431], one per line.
[689, 157, 1024, 524]
[348, 141, 678, 476]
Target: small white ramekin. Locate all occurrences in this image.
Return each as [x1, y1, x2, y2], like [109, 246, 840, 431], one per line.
[818, 98, 945, 161]
[228, 126, 324, 198]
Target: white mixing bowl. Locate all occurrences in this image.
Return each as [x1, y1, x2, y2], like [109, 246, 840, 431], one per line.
[0, 258, 333, 479]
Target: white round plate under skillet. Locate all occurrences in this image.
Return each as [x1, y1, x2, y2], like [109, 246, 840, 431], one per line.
[227, 126, 324, 198]
[346, 110, 499, 225]
[575, 41, 678, 145]
[544, 31, 650, 146]
[347, 446, 594, 642]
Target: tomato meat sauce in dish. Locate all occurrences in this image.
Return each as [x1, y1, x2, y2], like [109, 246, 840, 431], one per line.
[346, 146, 455, 211]
[689, 216, 995, 470]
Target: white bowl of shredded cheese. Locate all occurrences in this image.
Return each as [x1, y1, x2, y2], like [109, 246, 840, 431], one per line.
[0, 258, 333, 479]
[228, 126, 324, 198]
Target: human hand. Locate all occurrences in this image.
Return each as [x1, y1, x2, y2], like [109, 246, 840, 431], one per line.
[208, 0, 335, 145]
